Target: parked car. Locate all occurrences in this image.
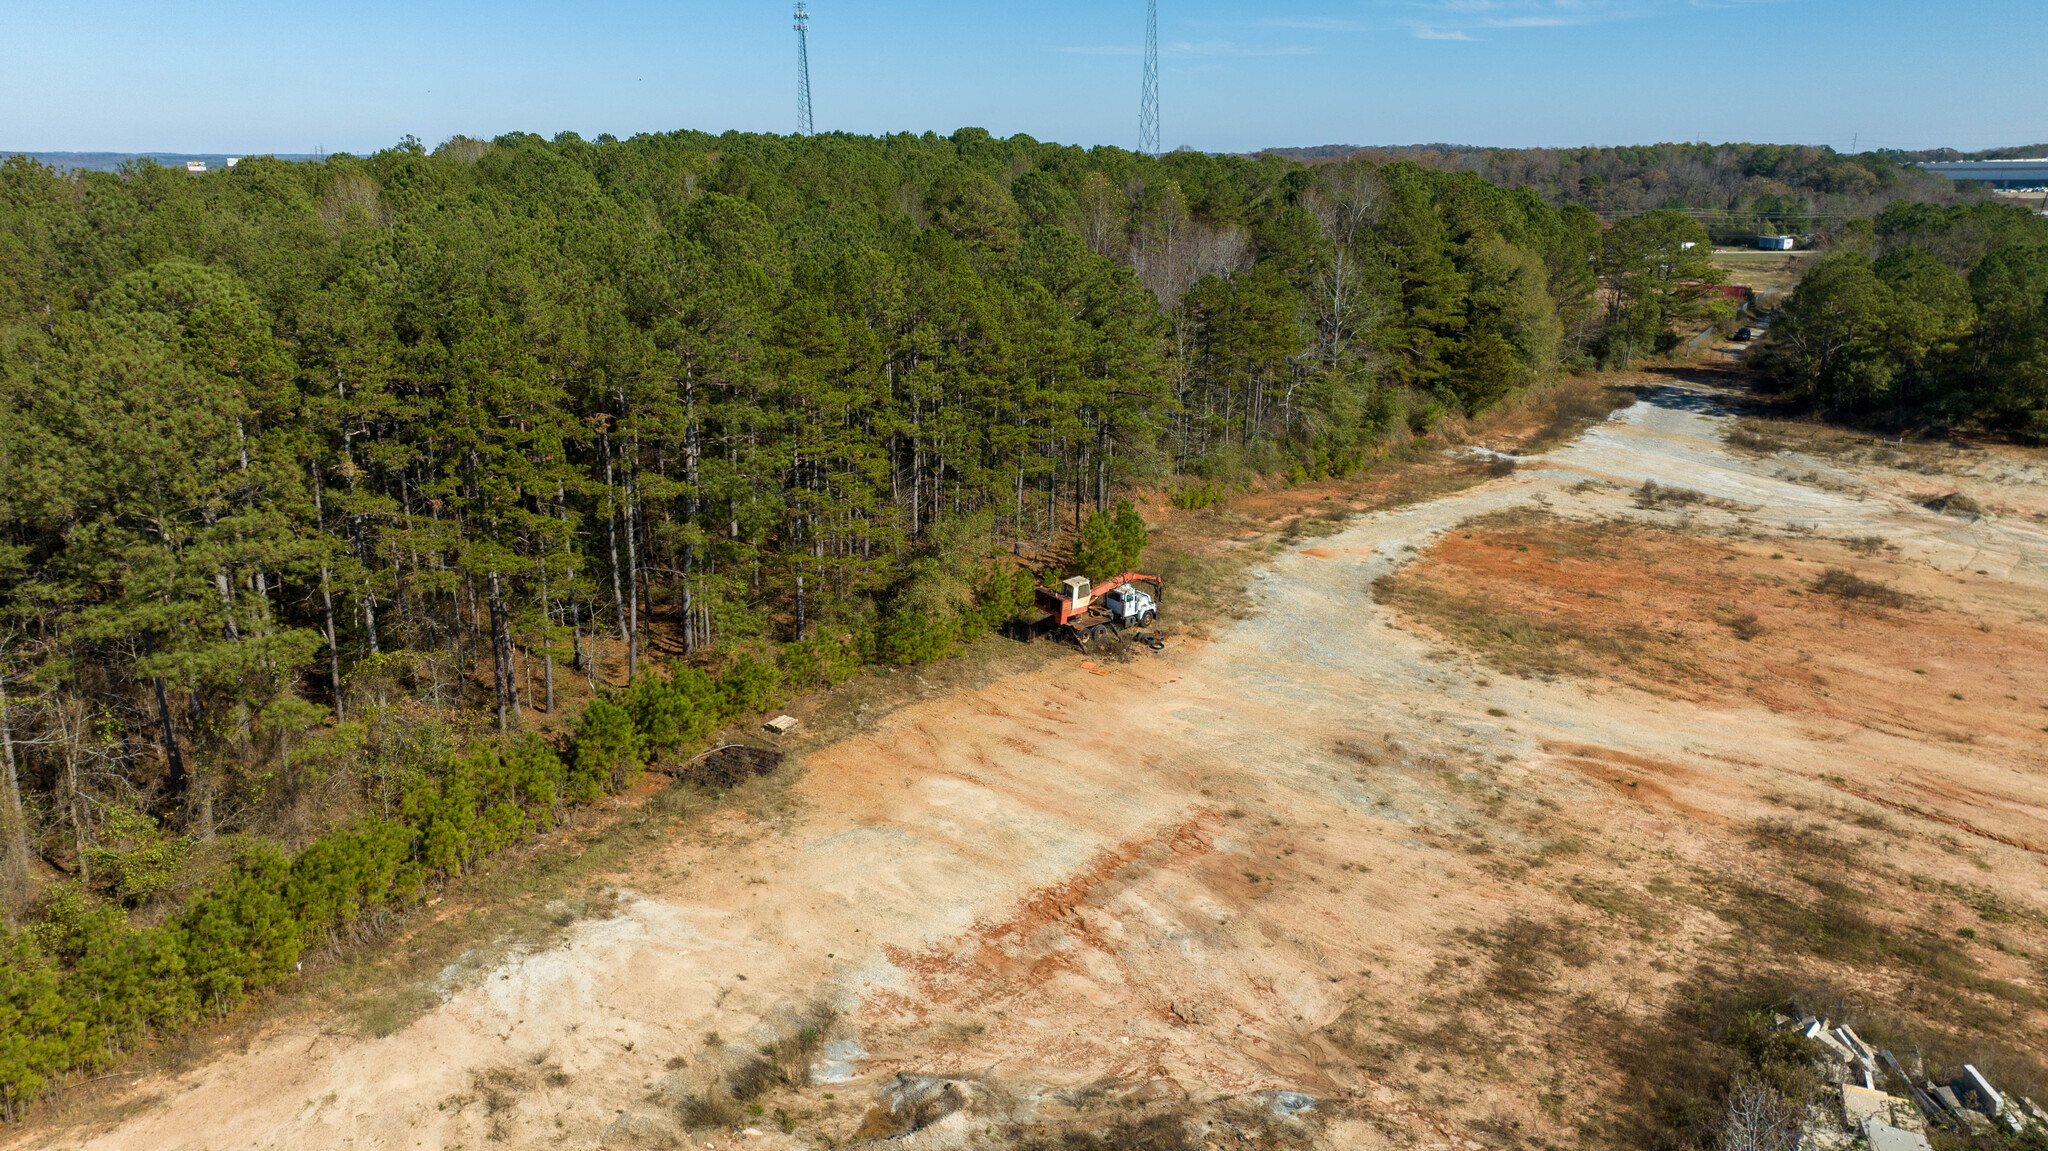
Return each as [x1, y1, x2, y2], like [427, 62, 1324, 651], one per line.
[1734, 327, 1753, 341]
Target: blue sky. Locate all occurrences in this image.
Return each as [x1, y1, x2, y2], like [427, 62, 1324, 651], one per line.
[2, 0, 2043, 155]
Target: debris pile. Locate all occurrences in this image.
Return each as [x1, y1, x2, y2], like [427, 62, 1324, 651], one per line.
[674, 743, 784, 788]
[851, 1074, 978, 1141]
[1773, 1013, 2048, 1146]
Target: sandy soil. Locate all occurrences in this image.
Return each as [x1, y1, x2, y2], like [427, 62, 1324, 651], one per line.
[20, 376, 2048, 1150]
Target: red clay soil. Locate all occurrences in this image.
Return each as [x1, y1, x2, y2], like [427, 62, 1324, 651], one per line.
[1389, 513, 2048, 750]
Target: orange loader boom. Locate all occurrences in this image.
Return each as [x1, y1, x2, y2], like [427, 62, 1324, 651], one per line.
[1034, 571, 1162, 627]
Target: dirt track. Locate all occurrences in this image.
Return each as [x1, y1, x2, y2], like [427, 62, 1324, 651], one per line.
[24, 379, 2048, 1150]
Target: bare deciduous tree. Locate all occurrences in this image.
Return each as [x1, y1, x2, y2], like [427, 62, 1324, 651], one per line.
[1716, 1080, 1801, 1151]
[1129, 222, 1251, 313]
[1303, 162, 1389, 368]
[1078, 171, 1124, 260]
[0, 641, 36, 909]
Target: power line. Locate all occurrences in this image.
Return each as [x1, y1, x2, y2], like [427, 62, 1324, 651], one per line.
[794, 3, 814, 137]
[1139, 0, 1159, 157]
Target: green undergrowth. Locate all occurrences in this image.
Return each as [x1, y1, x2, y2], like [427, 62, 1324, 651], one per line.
[0, 650, 838, 1123]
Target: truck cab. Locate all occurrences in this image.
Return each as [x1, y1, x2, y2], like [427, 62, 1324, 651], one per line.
[1101, 584, 1156, 625]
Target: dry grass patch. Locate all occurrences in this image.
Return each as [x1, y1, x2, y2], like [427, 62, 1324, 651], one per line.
[1517, 382, 1641, 454]
[1809, 567, 1910, 609]
[1466, 916, 1594, 1002]
[1372, 575, 1643, 680]
[1725, 417, 1958, 476]
[1635, 479, 1755, 512]
[1924, 491, 1987, 517]
[1746, 818, 1863, 865]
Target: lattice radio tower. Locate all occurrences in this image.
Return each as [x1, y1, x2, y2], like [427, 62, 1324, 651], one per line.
[794, 3, 814, 136]
[1138, 0, 1160, 156]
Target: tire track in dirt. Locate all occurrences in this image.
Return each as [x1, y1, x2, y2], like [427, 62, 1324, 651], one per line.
[1818, 777, 2048, 856]
[879, 811, 1223, 1010]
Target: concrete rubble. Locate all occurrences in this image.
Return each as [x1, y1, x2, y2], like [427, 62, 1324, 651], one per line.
[1862, 1119, 1935, 1151]
[807, 1038, 869, 1086]
[1841, 1083, 1916, 1131]
[1773, 1013, 2046, 1143]
[1259, 1090, 1317, 1118]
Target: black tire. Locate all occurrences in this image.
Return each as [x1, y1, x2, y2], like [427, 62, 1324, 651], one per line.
[1143, 610, 1156, 624]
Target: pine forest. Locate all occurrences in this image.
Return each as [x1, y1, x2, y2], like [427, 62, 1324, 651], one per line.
[0, 127, 1737, 1115]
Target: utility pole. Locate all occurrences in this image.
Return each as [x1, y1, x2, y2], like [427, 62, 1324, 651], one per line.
[1139, 0, 1160, 156]
[794, 3, 814, 136]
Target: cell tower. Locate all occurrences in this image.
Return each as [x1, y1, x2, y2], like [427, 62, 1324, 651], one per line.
[794, 3, 814, 136]
[1138, 0, 1160, 156]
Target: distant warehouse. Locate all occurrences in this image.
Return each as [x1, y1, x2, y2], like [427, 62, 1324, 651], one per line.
[1915, 157, 2048, 189]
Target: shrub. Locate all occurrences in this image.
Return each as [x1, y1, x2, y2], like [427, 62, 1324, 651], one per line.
[410, 760, 482, 875]
[177, 844, 302, 1016]
[287, 820, 421, 943]
[716, 654, 782, 717]
[964, 563, 1034, 637]
[624, 669, 719, 760]
[874, 605, 957, 665]
[1171, 481, 1225, 511]
[777, 637, 860, 691]
[1070, 500, 1148, 582]
[572, 697, 644, 793]
[1810, 567, 1909, 608]
[496, 733, 568, 827]
[0, 932, 68, 1122]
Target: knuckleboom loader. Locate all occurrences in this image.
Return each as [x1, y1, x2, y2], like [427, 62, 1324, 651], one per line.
[1034, 571, 1162, 647]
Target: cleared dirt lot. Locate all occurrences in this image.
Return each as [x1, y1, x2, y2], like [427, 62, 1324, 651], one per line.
[20, 378, 2048, 1150]
[1710, 251, 1813, 301]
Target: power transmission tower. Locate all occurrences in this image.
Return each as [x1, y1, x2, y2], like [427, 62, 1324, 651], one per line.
[1139, 0, 1159, 156]
[794, 3, 814, 136]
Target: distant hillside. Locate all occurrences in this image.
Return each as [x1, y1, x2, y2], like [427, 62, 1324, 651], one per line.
[1254, 143, 1489, 161]
[6, 151, 322, 172]
[1887, 144, 2048, 162]
[1250, 141, 1983, 240]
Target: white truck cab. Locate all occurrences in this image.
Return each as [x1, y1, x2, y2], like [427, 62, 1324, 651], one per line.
[1101, 584, 1157, 625]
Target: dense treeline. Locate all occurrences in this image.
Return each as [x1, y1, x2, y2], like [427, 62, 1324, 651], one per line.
[1754, 200, 2048, 438]
[1264, 141, 1978, 240]
[0, 127, 1704, 1112]
[1889, 143, 2048, 164]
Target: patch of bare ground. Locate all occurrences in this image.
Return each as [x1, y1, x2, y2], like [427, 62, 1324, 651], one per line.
[1377, 509, 2048, 747]
[1368, 464, 2048, 1142]
[1139, 375, 1643, 640]
[22, 374, 2048, 1151]
[1710, 251, 1815, 299]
